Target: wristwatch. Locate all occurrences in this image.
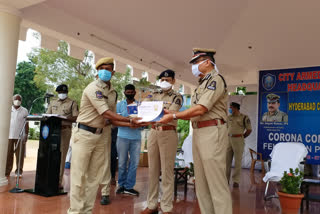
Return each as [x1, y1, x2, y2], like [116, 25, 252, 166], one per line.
[173, 113, 177, 120]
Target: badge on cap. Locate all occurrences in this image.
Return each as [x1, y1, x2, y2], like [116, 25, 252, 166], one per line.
[164, 72, 169, 77]
[96, 91, 103, 99]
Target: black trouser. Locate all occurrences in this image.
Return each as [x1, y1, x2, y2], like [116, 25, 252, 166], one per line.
[110, 127, 118, 178]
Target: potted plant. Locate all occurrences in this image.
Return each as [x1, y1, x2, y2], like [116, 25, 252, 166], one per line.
[278, 168, 304, 214]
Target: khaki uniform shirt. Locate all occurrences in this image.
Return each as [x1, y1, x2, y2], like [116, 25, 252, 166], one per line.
[76, 79, 117, 128]
[191, 69, 228, 122]
[47, 97, 79, 126]
[228, 113, 252, 135]
[144, 88, 183, 127]
[262, 110, 288, 122]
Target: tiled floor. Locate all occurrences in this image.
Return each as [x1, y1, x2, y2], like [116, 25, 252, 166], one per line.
[0, 140, 319, 213]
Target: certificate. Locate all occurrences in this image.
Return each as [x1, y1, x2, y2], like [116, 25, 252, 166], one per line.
[138, 101, 164, 122]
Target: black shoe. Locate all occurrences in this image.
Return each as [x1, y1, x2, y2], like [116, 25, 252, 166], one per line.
[124, 188, 139, 196]
[116, 186, 125, 194]
[100, 195, 111, 205]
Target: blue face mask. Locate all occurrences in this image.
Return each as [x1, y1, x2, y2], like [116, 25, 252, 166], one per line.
[98, 69, 112, 82]
[229, 108, 233, 114]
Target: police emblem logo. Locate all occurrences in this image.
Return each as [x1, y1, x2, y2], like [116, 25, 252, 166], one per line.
[207, 81, 216, 90]
[175, 98, 181, 105]
[262, 73, 276, 90]
[164, 72, 169, 77]
[96, 91, 103, 99]
[42, 125, 49, 140]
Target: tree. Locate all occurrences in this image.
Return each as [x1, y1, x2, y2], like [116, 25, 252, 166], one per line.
[110, 66, 132, 101]
[28, 41, 95, 105]
[13, 61, 46, 114]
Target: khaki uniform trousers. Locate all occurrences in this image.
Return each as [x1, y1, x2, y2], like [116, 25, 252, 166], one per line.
[192, 123, 232, 214]
[68, 127, 109, 214]
[5, 139, 26, 176]
[226, 136, 245, 184]
[59, 127, 72, 185]
[147, 129, 178, 213]
[100, 126, 112, 196]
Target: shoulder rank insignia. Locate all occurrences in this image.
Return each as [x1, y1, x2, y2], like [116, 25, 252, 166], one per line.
[175, 98, 181, 105]
[207, 81, 216, 90]
[96, 91, 103, 99]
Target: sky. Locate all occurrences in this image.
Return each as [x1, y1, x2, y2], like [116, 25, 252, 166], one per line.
[17, 29, 41, 63]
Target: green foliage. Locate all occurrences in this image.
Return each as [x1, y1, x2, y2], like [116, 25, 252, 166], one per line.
[28, 41, 95, 105]
[135, 77, 151, 89]
[280, 168, 304, 194]
[177, 105, 191, 147]
[28, 128, 40, 140]
[110, 67, 132, 101]
[14, 61, 46, 114]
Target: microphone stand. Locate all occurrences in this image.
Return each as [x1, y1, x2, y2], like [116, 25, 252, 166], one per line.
[9, 96, 46, 193]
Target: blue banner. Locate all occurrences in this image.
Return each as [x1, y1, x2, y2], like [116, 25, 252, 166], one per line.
[258, 66, 320, 164]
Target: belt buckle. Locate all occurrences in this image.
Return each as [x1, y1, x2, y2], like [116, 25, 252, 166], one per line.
[95, 128, 103, 134]
[192, 122, 198, 129]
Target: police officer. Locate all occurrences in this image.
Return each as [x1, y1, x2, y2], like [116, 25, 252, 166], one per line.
[68, 57, 141, 214]
[141, 69, 183, 214]
[262, 93, 288, 122]
[159, 48, 232, 214]
[226, 102, 252, 187]
[46, 84, 78, 189]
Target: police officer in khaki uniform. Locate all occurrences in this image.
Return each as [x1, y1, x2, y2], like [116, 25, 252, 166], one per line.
[46, 84, 78, 188]
[226, 102, 252, 187]
[160, 48, 232, 214]
[68, 57, 141, 214]
[262, 93, 288, 122]
[141, 70, 183, 214]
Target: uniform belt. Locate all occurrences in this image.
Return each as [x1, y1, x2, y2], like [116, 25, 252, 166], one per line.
[228, 134, 243, 138]
[78, 123, 103, 134]
[151, 125, 176, 131]
[192, 119, 225, 129]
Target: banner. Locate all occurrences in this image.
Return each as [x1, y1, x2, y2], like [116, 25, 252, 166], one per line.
[258, 66, 320, 164]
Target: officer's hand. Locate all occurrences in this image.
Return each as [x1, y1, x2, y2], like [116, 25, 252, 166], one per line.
[163, 109, 170, 114]
[158, 114, 173, 124]
[138, 122, 152, 127]
[130, 123, 140, 129]
[131, 117, 142, 125]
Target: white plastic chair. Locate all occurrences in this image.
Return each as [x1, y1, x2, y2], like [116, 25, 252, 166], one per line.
[263, 142, 308, 200]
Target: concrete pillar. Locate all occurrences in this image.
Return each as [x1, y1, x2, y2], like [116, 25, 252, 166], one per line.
[0, 4, 21, 186]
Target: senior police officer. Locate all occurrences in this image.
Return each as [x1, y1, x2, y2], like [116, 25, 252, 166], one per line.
[68, 57, 141, 214]
[159, 48, 232, 214]
[226, 102, 252, 188]
[141, 69, 183, 214]
[46, 84, 78, 188]
[262, 93, 288, 122]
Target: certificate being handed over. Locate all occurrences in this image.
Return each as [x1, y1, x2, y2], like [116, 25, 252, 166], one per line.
[137, 101, 164, 122]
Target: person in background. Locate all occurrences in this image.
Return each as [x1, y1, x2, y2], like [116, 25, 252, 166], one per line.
[226, 102, 252, 188]
[6, 94, 29, 177]
[141, 70, 183, 214]
[46, 84, 79, 189]
[113, 84, 142, 197]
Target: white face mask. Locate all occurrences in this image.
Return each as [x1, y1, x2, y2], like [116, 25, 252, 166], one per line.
[192, 60, 219, 77]
[13, 100, 21, 106]
[58, 93, 68, 100]
[159, 81, 172, 91]
[191, 60, 207, 77]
